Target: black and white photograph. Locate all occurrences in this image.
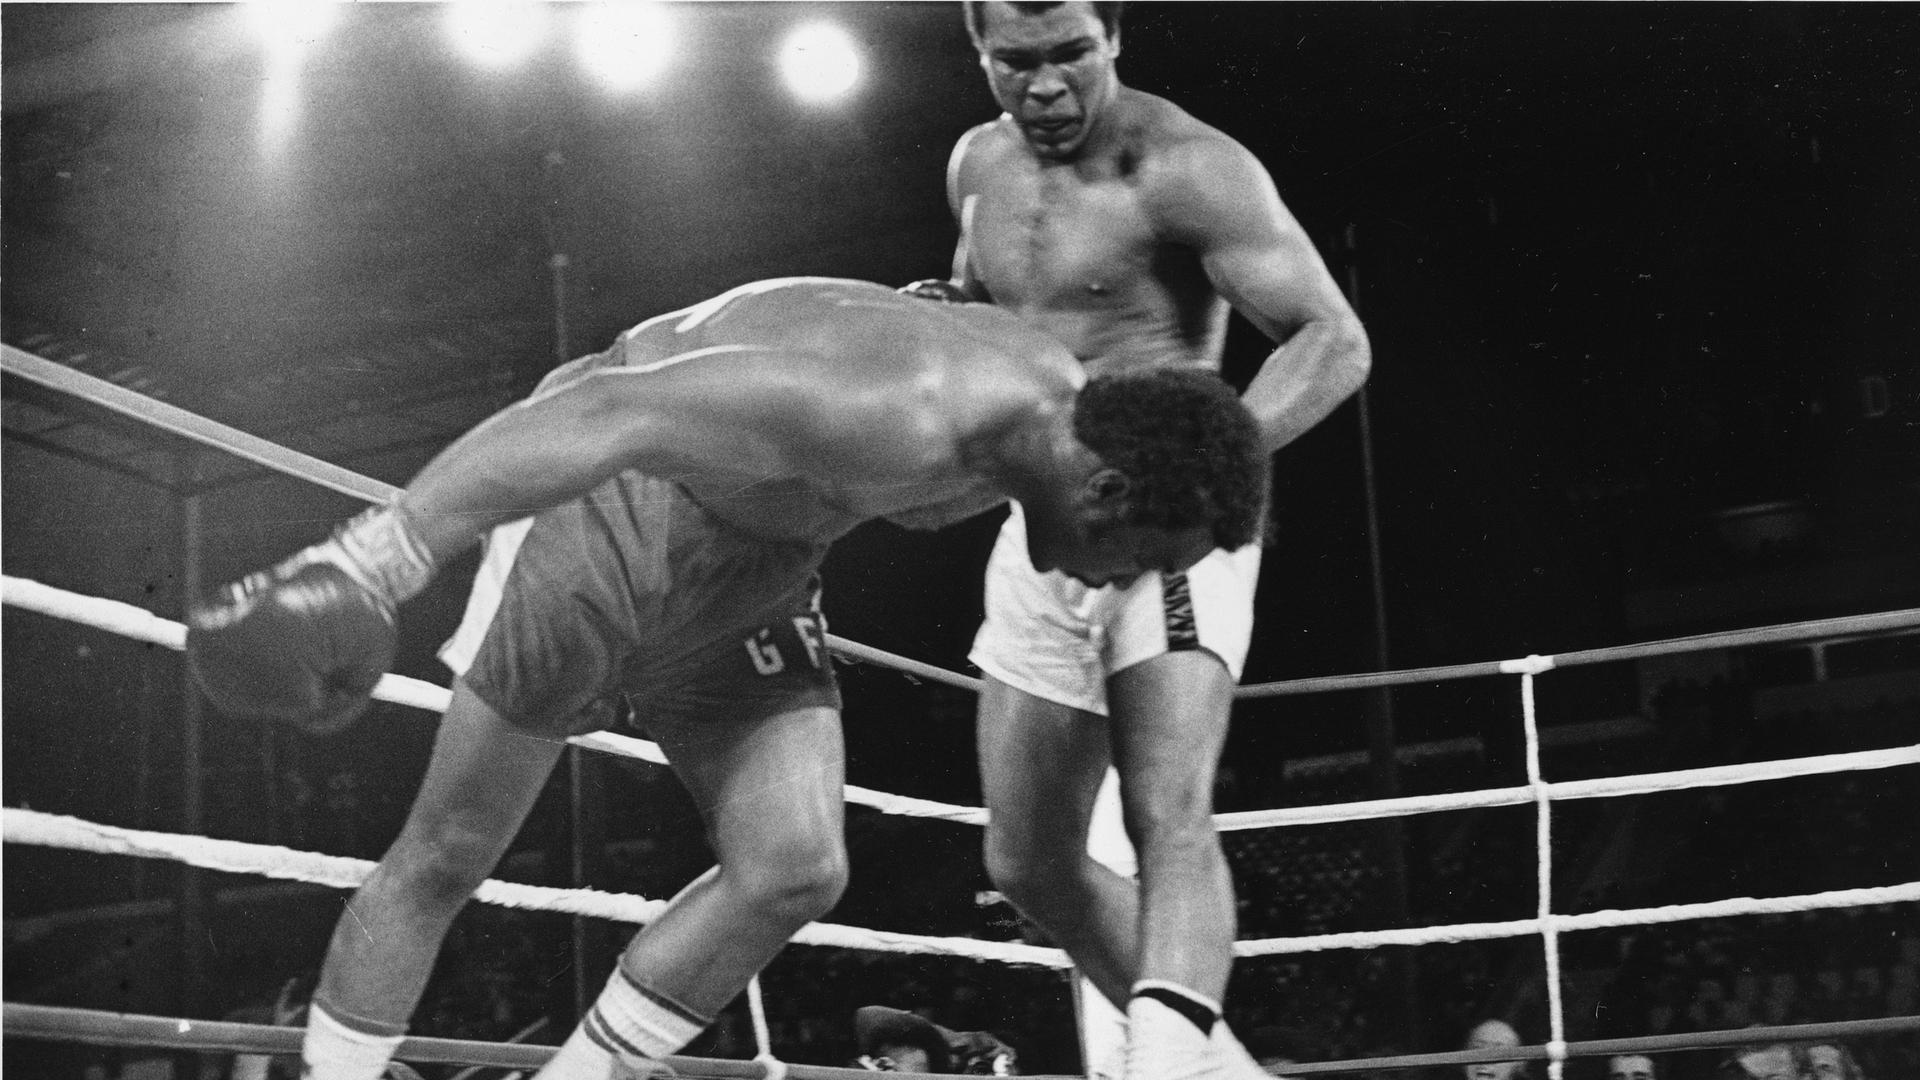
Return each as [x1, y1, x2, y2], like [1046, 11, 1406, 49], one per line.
[4, 4, 1916, 1079]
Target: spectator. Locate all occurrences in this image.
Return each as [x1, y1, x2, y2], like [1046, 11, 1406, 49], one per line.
[1607, 1054, 1656, 1080]
[1462, 1019, 1529, 1080]
[1714, 1039, 1809, 1080]
[854, 1006, 1018, 1075]
[1802, 1041, 1865, 1080]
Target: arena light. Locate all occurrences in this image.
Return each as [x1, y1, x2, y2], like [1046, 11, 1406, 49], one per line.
[574, 2, 675, 92]
[779, 22, 861, 104]
[446, 1, 551, 68]
[240, 3, 339, 157]
[242, 1, 340, 59]
[258, 72, 302, 155]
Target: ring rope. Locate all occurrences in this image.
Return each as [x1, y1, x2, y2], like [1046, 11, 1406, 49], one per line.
[1235, 609, 1920, 697]
[10, 344, 1914, 703]
[1216, 744, 1920, 828]
[7, 1003, 1914, 1078]
[0, 1003, 906, 1079]
[0, 574, 990, 826]
[2, 344, 395, 505]
[10, 807, 1913, 962]
[11, 573, 1916, 833]
[1232, 881, 1920, 956]
[1, 808, 1070, 969]
[0, 345, 982, 694]
[1265, 1016, 1920, 1077]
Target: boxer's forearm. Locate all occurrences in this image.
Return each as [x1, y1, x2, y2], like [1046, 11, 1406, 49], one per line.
[1241, 314, 1371, 455]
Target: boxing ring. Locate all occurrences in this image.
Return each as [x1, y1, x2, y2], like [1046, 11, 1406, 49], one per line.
[5, 344, 1918, 1078]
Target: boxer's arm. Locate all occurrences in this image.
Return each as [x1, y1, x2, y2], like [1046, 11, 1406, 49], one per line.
[188, 347, 939, 730]
[945, 125, 995, 302]
[1155, 135, 1372, 455]
[398, 349, 936, 559]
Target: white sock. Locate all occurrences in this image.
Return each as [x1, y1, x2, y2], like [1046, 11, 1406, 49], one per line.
[1208, 1023, 1269, 1075]
[302, 1004, 406, 1080]
[536, 968, 709, 1079]
[1123, 995, 1217, 1080]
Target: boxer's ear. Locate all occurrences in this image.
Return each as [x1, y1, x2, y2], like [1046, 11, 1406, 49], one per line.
[1086, 467, 1132, 506]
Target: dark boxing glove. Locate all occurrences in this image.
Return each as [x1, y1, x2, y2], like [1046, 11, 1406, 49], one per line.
[187, 504, 437, 735]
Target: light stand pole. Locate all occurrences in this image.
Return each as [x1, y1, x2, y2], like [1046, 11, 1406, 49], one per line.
[1345, 226, 1420, 1049]
[541, 148, 608, 1027]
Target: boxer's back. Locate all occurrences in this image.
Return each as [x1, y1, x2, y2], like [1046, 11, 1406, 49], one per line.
[572, 277, 1070, 540]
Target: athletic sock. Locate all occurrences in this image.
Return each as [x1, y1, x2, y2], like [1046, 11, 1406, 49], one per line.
[302, 1003, 407, 1080]
[1130, 980, 1221, 1035]
[536, 968, 710, 1079]
[1123, 983, 1224, 1080]
[1207, 1022, 1274, 1080]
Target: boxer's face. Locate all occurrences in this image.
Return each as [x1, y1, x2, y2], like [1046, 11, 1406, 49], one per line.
[1023, 469, 1215, 588]
[1029, 515, 1214, 590]
[973, 1, 1119, 160]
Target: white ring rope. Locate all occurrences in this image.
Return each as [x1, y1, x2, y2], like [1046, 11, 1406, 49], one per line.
[1230, 881, 1920, 956]
[12, 572, 1916, 833]
[0, 574, 987, 826]
[1, 808, 1069, 969]
[3, 344, 398, 505]
[0, 343, 986, 695]
[8, 807, 1915, 965]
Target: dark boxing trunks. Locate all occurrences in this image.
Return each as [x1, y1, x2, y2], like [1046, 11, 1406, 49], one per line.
[440, 472, 841, 737]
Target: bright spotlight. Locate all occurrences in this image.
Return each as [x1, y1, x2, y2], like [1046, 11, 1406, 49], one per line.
[243, 2, 340, 59]
[258, 73, 302, 155]
[446, 1, 551, 68]
[779, 22, 861, 103]
[575, 2, 675, 91]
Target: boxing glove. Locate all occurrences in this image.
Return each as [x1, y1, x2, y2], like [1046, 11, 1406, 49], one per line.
[187, 504, 436, 735]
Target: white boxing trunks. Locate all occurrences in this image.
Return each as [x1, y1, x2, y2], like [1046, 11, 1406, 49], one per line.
[968, 503, 1261, 716]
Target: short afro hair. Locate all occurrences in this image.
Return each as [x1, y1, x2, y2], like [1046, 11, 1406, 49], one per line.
[963, 1, 1126, 45]
[1073, 368, 1268, 550]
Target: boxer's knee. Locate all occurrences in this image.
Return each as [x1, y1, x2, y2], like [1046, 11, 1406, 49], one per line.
[373, 819, 507, 913]
[985, 828, 1088, 919]
[727, 834, 849, 927]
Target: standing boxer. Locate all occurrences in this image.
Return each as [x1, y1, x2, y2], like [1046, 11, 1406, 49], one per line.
[949, 4, 1372, 1076]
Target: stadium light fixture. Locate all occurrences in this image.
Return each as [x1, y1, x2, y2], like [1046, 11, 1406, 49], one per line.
[779, 22, 861, 104]
[241, 3, 340, 156]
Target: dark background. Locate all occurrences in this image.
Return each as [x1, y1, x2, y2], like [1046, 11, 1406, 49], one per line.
[4, 2, 1917, 1070]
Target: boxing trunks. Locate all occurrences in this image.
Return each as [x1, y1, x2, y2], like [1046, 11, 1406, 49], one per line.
[439, 345, 842, 737]
[969, 503, 1260, 716]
